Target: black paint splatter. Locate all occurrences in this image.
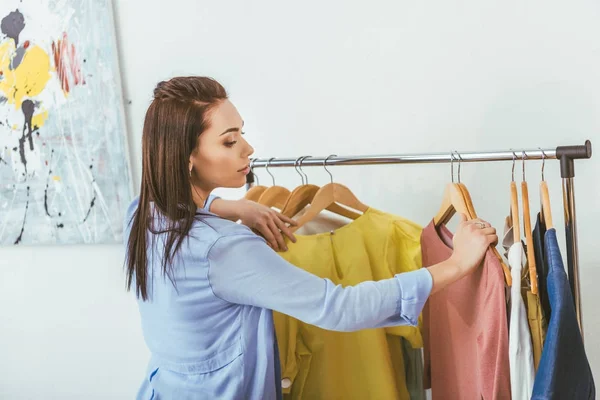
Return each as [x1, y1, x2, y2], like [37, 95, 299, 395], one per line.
[0, 10, 25, 46]
[17, 99, 38, 177]
[14, 186, 30, 245]
[11, 45, 25, 70]
[43, 150, 56, 217]
[22, 99, 34, 151]
[80, 164, 98, 223]
[82, 196, 96, 223]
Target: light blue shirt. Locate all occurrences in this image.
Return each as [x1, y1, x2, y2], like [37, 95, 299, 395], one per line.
[125, 196, 433, 400]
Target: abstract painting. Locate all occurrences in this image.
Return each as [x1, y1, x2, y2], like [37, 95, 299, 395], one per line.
[0, 0, 132, 245]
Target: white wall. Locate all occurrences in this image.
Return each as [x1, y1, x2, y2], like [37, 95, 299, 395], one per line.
[1, 0, 599, 398]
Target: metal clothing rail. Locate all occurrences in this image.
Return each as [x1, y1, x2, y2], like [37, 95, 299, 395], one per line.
[246, 140, 593, 337]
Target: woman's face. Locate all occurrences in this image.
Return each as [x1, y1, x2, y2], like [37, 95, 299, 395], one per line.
[189, 99, 254, 192]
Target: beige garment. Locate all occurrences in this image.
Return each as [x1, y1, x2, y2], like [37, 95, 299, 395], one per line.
[523, 289, 548, 371]
[293, 207, 351, 235]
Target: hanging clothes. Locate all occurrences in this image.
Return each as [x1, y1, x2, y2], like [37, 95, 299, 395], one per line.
[507, 242, 535, 399]
[294, 207, 426, 400]
[523, 289, 547, 372]
[531, 229, 595, 399]
[502, 217, 547, 374]
[421, 221, 511, 400]
[533, 213, 551, 321]
[274, 208, 426, 399]
[402, 338, 426, 400]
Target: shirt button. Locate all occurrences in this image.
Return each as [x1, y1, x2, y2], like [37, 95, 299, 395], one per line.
[281, 378, 292, 389]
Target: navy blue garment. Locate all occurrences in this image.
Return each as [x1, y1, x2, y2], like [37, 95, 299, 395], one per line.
[533, 213, 551, 320]
[531, 229, 595, 399]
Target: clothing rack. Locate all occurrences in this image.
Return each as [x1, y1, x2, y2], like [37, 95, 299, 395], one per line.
[246, 140, 593, 337]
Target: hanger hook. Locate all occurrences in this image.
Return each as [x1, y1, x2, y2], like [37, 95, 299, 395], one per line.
[539, 147, 546, 181]
[522, 151, 527, 181]
[249, 158, 259, 186]
[294, 156, 305, 185]
[511, 150, 517, 182]
[457, 151, 465, 183]
[454, 150, 463, 183]
[266, 157, 276, 186]
[324, 155, 336, 184]
[299, 156, 310, 184]
[450, 152, 456, 183]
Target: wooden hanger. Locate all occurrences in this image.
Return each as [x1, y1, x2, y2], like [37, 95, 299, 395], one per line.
[281, 156, 359, 219]
[540, 182, 553, 229]
[280, 157, 320, 217]
[282, 184, 363, 219]
[458, 183, 477, 218]
[435, 153, 512, 286]
[439, 153, 477, 221]
[256, 158, 291, 210]
[539, 149, 554, 229]
[257, 186, 290, 209]
[433, 183, 471, 225]
[290, 156, 367, 232]
[245, 185, 267, 202]
[520, 152, 538, 295]
[282, 184, 320, 217]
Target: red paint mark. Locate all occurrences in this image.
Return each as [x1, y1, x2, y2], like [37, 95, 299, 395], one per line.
[0, 70, 3, 76]
[23, 40, 30, 49]
[45, 160, 48, 166]
[52, 32, 85, 94]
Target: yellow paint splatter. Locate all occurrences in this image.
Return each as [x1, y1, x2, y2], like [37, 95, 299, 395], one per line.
[0, 41, 52, 109]
[31, 110, 49, 128]
[52, 176, 61, 182]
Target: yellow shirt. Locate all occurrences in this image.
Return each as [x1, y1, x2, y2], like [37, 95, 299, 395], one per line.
[275, 208, 424, 399]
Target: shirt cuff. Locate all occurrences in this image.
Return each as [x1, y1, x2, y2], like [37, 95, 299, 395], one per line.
[394, 268, 433, 326]
[203, 194, 220, 212]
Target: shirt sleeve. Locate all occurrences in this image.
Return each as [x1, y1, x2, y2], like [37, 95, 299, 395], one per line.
[384, 219, 427, 346]
[204, 194, 219, 211]
[207, 232, 433, 332]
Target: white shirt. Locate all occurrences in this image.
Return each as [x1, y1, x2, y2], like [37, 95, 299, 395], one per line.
[508, 242, 535, 399]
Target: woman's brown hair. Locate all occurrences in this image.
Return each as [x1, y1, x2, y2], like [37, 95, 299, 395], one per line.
[126, 76, 228, 300]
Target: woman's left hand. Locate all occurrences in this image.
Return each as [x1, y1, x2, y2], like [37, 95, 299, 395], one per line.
[210, 198, 297, 251]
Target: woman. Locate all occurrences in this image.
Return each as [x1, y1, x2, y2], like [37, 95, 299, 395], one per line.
[125, 76, 498, 399]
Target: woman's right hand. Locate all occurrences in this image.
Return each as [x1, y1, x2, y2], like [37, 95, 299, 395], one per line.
[449, 213, 498, 275]
[426, 213, 499, 295]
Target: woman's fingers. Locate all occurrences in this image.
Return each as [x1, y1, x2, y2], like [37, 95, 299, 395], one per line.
[274, 213, 296, 243]
[276, 212, 298, 227]
[267, 219, 287, 251]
